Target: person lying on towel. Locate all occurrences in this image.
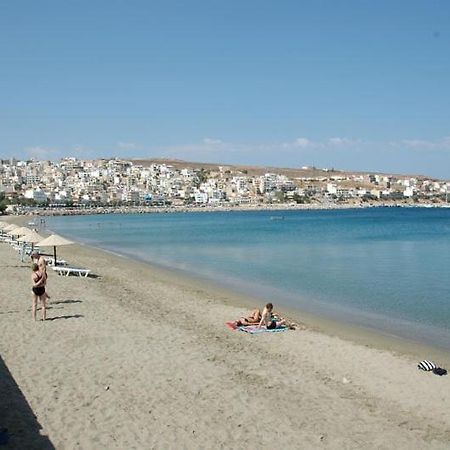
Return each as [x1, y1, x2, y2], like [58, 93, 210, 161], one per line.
[233, 309, 262, 327]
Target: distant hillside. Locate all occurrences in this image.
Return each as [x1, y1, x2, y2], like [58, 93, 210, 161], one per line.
[132, 158, 432, 181]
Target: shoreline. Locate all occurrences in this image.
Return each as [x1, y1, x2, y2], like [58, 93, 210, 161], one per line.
[87, 241, 450, 361]
[11, 200, 450, 217]
[42, 211, 450, 360]
[79, 243, 450, 366]
[11, 214, 450, 364]
[2, 216, 450, 448]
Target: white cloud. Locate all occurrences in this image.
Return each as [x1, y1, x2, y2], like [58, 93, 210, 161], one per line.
[401, 139, 434, 148]
[328, 137, 360, 146]
[293, 137, 312, 148]
[118, 141, 137, 149]
[203, 138, 223, 145]
[282, 137, 316, 149]
[399, 137, 450, 150]
[25, 146, 58, 160]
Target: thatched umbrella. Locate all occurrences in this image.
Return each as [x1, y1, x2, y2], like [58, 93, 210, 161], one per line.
[17, 230, 44, 252]
[18, 229, 44, 243]
[17, 229, 43, 261]
[7, 226, 32, 236]
[3, 224, 18, 232]
[37, 234, 74, 265]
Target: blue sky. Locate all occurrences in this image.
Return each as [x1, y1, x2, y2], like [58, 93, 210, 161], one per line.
[1, 0, 450, 179]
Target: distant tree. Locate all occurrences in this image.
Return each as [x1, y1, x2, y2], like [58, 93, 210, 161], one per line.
[292, 193, 304, 204]
[16, 197, 37, 207]
[0, 195, 7, 214]
[273, 191, 286, 203]
[194, 168, 209, 188]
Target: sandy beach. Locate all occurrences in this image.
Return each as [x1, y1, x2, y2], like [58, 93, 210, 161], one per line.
[1, 223, 450, 449]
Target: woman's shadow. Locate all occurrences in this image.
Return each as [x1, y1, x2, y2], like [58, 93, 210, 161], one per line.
[46, 299, 84, 321]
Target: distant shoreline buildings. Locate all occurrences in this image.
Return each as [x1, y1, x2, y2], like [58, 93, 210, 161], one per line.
[0, 157, 449, 214]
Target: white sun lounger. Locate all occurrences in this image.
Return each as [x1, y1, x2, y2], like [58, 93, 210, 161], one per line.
[44, 257, 67, 266]
[52, 266, 91, 277]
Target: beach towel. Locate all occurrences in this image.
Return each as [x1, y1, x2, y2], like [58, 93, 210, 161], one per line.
[225, 322, 288, 334]
[225, 321, 238, 330]
[417, 360, 436, 371]
[239, 325, 288, 334]
[432, 367, 448, 376]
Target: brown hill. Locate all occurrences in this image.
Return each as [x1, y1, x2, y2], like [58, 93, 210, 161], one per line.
[131, 158, 431, 180]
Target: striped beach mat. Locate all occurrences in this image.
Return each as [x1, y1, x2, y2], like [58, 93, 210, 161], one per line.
[239, 325, 288, 334]
[417, 360, 436, 371]
[225, 322, 288, 334]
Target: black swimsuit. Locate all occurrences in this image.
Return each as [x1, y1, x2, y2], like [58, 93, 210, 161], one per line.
[32, 273, 45, 296]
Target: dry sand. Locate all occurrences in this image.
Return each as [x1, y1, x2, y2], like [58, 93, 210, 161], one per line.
[1, 229, 450, 449]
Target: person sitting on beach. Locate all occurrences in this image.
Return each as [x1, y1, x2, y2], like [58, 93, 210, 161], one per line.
[31, 263, 47, 321]
[234, 309, 261, 327]
[258, 303, 286, 329]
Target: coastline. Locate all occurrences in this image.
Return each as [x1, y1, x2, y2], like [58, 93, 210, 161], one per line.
[13, 200, 450, 218]
[12, 213, 450, 361]
[2, 216, 450, 448]
[44, 209, 450, 356]
[74, 241, 450, 362]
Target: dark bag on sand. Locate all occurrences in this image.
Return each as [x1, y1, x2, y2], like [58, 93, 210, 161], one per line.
[433, 367, 448, 376]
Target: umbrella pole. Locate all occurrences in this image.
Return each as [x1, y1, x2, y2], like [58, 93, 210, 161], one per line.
[53, 246, 57, 266]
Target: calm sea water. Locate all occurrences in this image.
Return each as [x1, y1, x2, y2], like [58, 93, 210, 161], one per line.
[47, 208, 450, 349]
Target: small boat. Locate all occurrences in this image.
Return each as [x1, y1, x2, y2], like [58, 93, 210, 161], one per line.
[270, 216, 285, 221]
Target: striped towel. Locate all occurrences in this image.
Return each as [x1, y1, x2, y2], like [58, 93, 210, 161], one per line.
[238, 325, 288, 334]
[418, 360, 436, 371]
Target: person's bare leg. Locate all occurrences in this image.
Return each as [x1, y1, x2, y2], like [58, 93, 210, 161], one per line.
[249, 309, 260, 321]
[41, 296, 47, 321]
[32, 295, 37, 321]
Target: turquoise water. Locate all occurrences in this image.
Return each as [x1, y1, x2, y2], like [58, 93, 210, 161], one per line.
[47, 208, 450, 349]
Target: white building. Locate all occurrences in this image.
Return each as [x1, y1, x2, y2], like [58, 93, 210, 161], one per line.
[24, 188, 47, 203]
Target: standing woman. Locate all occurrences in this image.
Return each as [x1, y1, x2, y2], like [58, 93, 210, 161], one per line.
[31, 251, 50, 302]
[31, 263, 46, 321]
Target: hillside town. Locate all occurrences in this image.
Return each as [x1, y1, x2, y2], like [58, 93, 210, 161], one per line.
[0, 157, 449, 214]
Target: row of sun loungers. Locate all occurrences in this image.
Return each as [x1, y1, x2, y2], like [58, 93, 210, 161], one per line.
[0, 230, 92, 277]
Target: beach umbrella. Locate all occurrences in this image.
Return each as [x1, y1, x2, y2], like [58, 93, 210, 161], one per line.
[17, 229, 44, 254]
[3, 224, 18, 232]
[17, 229, 44, 243]
[7, 226, 32, 236]
[17, 230, 44, 250]
[37, 234, 74, 265]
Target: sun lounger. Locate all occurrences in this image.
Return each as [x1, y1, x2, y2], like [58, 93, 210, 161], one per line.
[52, 266, 91, 277]
[44, 257, 67, 266]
